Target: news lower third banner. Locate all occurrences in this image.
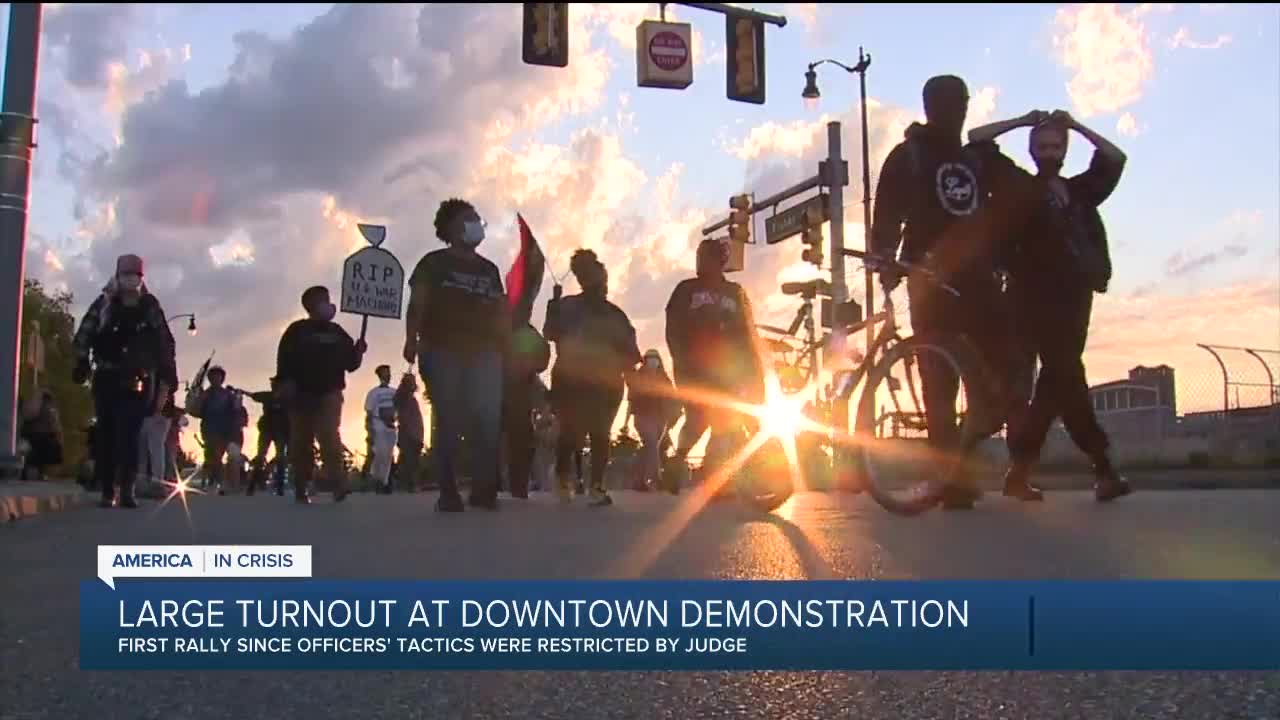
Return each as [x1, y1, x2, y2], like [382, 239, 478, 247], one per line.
[82, 546, 1280, 671]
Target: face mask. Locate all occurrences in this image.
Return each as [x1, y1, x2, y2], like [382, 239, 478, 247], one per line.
[462, 220, 485, 247]
[645, 359, 660, 370]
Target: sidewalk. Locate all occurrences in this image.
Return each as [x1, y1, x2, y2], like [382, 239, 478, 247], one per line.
[1, 479, 94, 522]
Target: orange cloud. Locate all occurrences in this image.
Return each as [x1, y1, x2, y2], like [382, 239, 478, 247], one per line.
[1053, 3, 1158, 117]
[1086, 279, 1280, 413]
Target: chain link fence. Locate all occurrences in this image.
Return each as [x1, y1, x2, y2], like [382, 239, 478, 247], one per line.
[1036, 344, 1280, 468]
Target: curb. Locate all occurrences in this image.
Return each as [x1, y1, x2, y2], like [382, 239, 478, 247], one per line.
[2, 487, 94, 523]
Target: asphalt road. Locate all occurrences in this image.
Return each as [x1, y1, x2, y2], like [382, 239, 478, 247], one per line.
[3, 488, 1279, 719]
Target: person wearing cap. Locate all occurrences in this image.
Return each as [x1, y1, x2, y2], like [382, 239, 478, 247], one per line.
[544, 249, 641, 507]
[663, 239, 765, 494]
[868, 74, 1023, 510]
[276, 285, 368, 504]
[71, 253, 178, 509]
[626, 349, 679, 491]
[364, 364, 398, 493]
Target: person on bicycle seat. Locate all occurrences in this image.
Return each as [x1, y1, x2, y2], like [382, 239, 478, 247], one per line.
[869, 74, 1022, 510]
[664, 239, 766, 493]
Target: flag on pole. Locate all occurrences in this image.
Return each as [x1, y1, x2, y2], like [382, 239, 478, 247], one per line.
[505, 213, 546, 329]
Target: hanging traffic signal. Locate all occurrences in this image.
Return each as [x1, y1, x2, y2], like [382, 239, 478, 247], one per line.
[800, 205, 824, 267]
[725, 16, 765, 104]
[523, 3, 569, 68]
[728, 193, 751, 245]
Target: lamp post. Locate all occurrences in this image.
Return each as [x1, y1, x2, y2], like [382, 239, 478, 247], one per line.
[168, 313, 198, 337]
[802, 49, 875, 361]
[0, 3, 43, 479]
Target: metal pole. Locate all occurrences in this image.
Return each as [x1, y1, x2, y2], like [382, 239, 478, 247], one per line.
[856, 48, 874, 359]
[701, 175, 822, 236]
[0, 3, 43, 478]
[825, 121, 849, 480]
[673, 2, 788, 27]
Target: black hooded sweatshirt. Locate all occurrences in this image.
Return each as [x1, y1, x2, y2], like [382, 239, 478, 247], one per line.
[870, 122, 1005, 281]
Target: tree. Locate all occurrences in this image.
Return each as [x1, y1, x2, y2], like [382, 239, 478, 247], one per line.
[17, 279, 93, 474]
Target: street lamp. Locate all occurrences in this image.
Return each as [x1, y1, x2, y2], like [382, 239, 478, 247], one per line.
[169, 313, 198, 337]
[802, 49, 876, 360]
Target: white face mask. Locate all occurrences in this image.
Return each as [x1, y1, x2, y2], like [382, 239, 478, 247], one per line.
[645, 358, 660, 370]
[461, 220, 485, 247]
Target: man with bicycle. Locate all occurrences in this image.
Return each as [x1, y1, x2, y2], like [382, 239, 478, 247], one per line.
[664, 239, 766, 494]
[869, 75, 1024, 509]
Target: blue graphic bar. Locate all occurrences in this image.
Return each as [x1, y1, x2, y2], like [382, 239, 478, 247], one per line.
[80, 580, 1280, 671]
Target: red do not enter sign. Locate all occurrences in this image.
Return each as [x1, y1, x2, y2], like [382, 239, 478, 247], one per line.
[648, 31, 689, 72]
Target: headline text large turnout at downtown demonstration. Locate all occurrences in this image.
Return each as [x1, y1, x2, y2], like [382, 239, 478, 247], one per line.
[120, 598, 972, 630]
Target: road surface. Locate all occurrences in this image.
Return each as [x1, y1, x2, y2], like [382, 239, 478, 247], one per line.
[3, 489, 1279, 719]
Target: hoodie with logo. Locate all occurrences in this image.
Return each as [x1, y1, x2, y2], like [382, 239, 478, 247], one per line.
[870, 122, 1012, 284]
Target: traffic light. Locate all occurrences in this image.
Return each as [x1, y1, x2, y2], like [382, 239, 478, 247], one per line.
[727, 194, 751, 245]
[523, 3, 569, 68]
[725, 16, 765, 104]
[800, 205, 824, 267]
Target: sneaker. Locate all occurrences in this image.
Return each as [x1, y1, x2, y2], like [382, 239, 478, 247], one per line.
[98, 497, 114, 508]
[119, 497, 138, 509]
[295, 495, 311, 505]
[588, 489, 613, 508]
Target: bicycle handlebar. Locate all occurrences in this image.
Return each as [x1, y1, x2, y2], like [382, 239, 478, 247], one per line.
[842, 248, 959, 297]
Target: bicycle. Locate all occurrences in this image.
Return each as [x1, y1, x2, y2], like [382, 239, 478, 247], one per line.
[829, 248, 994, 516]
[755, 279, 830, 395]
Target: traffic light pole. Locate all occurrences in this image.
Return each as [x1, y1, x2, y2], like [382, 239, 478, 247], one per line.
[701, 121, 852, 482]
[0, 3, 42, 480]
[821, 122, 851, 486]
[673, 3, 787, 26]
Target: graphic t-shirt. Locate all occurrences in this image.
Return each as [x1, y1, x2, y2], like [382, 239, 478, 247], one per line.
[665, 277, 758, 384]
[364, 384, 397, 431]
[409, 248, 506, 354]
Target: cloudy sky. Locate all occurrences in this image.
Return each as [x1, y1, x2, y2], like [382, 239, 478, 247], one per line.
[9, 2, 1279, 452]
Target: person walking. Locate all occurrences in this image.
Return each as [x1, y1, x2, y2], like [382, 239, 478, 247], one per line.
[71, 254, 178, 509]
[403, 198, 509, 512]
[967, 109, 1133, 502]
[544, 249, 642, 507]
[276, 285, 367, 504]
[364, 365, 399, 494]
[627, 349, 679, 491]
[393, 373, 425, 492]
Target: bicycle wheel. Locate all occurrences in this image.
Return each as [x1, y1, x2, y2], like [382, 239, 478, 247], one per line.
[736, 436, 794, 513]
[854, 334, 986, 516]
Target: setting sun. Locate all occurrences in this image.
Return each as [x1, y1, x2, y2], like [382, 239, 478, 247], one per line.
[758, 377, 809, 442]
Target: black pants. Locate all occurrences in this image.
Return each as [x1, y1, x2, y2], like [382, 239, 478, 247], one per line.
[552, 377, 622, 493]
[92, 372, 150, 502]
[907, 274, 1018, 451]
[503, 376, 535, 497]
[1007, 288, 1109, 463]
[251, 431, 287, 492]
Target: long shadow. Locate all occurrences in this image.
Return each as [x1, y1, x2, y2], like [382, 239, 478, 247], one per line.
[755, 508, 837, 580]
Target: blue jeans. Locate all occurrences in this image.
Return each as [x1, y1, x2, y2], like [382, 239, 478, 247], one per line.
[421, 349, 503, 500]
